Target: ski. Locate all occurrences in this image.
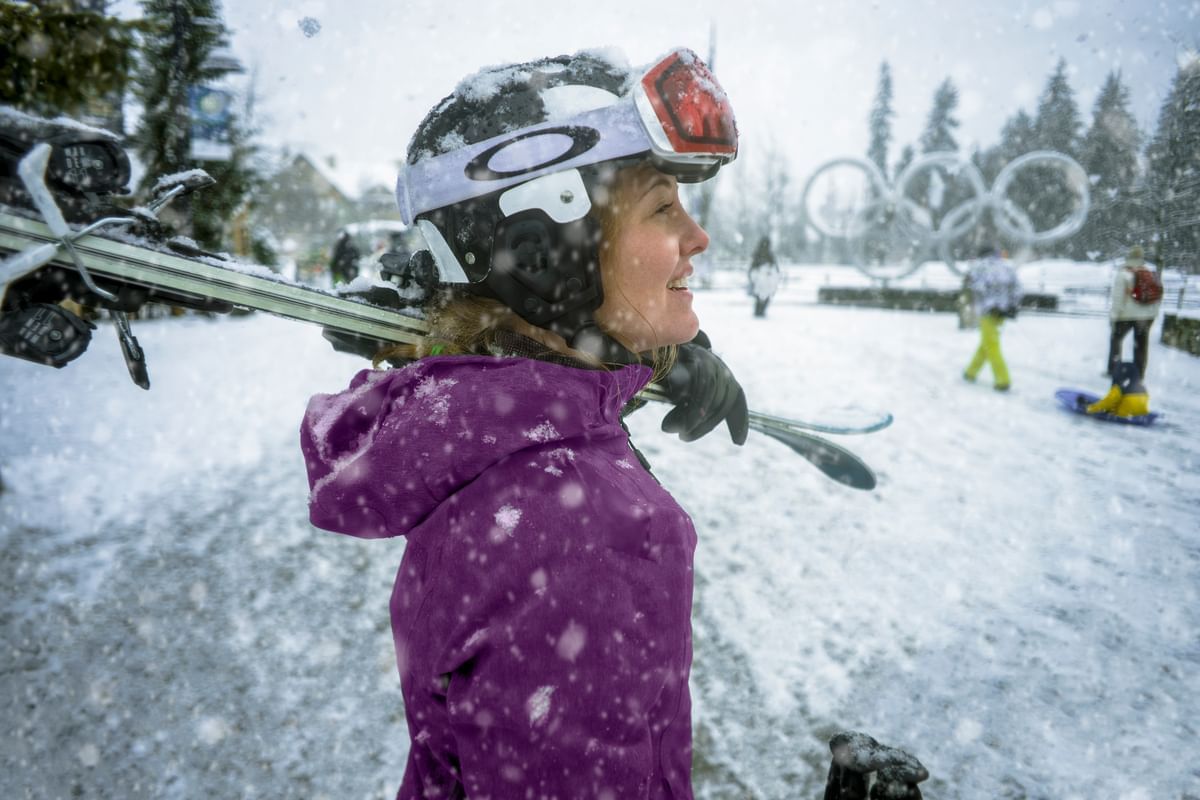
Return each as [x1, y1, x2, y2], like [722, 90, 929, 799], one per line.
[750, 408, 893, 436]
[0, 207, 432, 346]
[747, 417, 878, 490]
[0, 124, 887, 490]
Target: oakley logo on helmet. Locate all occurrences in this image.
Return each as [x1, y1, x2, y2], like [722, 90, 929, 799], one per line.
[464, 126, 601, 181]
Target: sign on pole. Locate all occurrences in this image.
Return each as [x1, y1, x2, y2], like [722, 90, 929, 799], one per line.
[189, 87, 234, 161]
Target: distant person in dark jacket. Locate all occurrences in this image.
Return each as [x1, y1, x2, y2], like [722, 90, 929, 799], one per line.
[747, 235, 782, 317]
[329, 229, 361, 286]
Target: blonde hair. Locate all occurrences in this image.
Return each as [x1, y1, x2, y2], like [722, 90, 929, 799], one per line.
[374, 162, 678, 380]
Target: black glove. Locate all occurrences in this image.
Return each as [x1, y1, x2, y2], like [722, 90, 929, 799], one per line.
[823, 731, 929, 800]
[660, 330, 749, 445]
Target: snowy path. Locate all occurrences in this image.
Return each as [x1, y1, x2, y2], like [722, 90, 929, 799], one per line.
[2, 287, 1198, 799]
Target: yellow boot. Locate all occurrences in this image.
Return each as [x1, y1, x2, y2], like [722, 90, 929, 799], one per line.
[1114, 392, 1149, 418]
[1086, 385, 1122, 414]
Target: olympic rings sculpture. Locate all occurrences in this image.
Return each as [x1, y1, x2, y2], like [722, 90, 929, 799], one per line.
[801, 150, 1090, 279]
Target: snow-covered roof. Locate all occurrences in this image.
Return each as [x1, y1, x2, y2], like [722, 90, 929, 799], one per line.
[286, 152, 355, 200]
[277, 151, 397, 202]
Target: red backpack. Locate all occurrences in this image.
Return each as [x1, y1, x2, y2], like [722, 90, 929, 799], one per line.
[1130, 266, 1163, 304]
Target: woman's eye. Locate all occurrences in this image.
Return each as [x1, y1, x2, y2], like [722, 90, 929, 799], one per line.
[655, 202, 674, 215]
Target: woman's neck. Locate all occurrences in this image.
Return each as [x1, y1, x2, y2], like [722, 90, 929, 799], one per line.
[504, 318, 643, 368]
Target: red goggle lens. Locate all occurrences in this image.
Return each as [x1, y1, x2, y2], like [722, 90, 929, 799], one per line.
[641, 49, 738, 156]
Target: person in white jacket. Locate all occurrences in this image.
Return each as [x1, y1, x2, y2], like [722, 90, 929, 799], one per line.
[1106, 245, 1162, 379]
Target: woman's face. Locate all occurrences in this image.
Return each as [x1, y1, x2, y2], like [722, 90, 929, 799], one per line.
[594, 164, 709, 353]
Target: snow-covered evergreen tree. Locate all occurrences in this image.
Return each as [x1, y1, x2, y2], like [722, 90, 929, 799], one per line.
[1078, 71, 1143, 260]
[918, 79, 960, 154]
[867, 62, 895, 177]
[893, 144, 915, 182]
[132, 0, 258, 251]
[1029, 59, 1085, 255]
[998, 110, 1037, 217]
[0, 1, 140, 126]
[1145, 51, 1200, 271]
[997, 110, 1037, 161]
[1033, 59, 1082, 155]
[903, 79, 968, 239]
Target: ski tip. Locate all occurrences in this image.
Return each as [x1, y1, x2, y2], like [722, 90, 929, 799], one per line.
[833, 466, 877, 491]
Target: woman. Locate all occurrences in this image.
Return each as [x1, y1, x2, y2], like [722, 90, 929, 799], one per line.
[300, 48, 741, 798]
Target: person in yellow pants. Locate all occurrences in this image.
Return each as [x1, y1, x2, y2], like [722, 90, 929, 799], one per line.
[963, 312, 1011, 391]
[961, 245, 1019, 391]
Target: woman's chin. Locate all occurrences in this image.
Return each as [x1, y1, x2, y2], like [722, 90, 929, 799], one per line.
[656, 314, 700, 349]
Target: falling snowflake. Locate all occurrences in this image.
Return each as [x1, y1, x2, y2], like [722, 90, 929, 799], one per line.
[197, 716, 229, 745]
[559, 482, 585, 509]
[954, 718, 983, 744]
[297, 17, 321, 37]
[77, 743, 100, 767]
[530, 568, 548, 596]
[556, 620, 587, 662]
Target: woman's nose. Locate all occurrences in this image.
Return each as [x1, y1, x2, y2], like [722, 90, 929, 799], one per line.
[683, 212, 709, 257]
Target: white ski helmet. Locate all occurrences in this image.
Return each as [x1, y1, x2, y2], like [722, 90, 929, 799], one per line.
[396, 47, 738, 350]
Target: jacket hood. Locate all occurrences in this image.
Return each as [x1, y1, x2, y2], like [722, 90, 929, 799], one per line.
[300, 356, 652, 539]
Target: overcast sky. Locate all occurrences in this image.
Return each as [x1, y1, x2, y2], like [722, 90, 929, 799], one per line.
[115, 0, 1197, 195]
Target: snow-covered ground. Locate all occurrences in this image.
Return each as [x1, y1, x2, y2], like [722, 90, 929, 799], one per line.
[2, 276, 1198, 799]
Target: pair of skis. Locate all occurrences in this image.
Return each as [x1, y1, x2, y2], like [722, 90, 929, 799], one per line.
[0, 141, 891, 490]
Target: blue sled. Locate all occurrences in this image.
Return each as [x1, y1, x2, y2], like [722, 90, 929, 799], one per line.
[1055, 389, 1160, 426]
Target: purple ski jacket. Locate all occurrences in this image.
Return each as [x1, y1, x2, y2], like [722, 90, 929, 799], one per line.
[300, 356, 697, 799]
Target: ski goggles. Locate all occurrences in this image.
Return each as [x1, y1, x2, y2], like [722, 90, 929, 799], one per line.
[396, 47, 738, 225]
